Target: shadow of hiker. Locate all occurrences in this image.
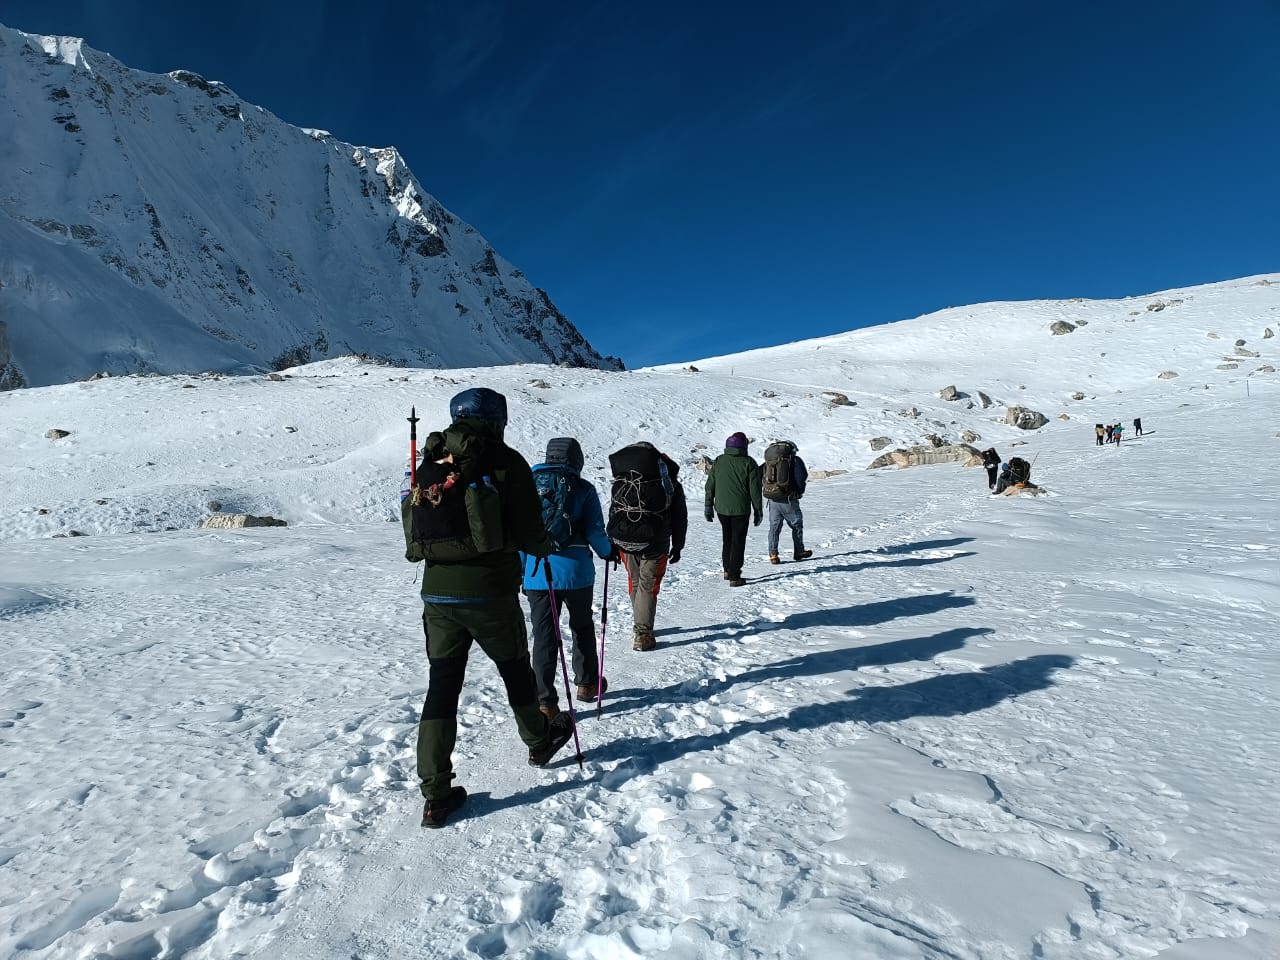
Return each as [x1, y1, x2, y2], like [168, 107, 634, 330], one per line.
[655, 590, 978, 650]
[602, 626, 993, 717]
[751, 551, 977, 585]
[873, 536, 976, 555]
[484, 654, 1075, 814]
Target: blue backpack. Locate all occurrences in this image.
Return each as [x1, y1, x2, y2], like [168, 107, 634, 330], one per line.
[534, 465, 579, 551]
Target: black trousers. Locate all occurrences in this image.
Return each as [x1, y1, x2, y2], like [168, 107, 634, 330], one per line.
[985, 466, 998, 487]
[526, 586, 599, 706]
[719, 513, 750, 577]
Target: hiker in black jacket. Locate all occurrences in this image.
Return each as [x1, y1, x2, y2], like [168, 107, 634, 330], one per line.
[981, 448, 1002, 490]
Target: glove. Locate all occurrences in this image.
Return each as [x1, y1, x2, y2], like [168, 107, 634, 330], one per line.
[668, 549, 681, 564]
[753, 514, 762, 527]
[704, 510, 714, 523]
[607, 546, 622, 565]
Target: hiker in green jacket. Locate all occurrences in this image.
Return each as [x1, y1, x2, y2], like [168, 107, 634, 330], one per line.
[704, 431, 763, 586]
[401, 388, 574, 828]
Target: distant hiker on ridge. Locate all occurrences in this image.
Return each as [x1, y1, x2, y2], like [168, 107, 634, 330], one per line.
[1133, 416, 1143, 436]
[401, 388, 575, 828]
[981, 447, 1002, 490]
[1095, 423, 1105, 447]
[705, 431, 763, 586]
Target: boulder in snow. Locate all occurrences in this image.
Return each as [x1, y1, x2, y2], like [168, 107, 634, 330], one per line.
[45, 428, 71, 440]
[869, 436, 894, 451]
[1050, 321, 1076, 335]
[1157, 371, 1179, 379]
[1004, 406, 1048, 430]
[939, 385, 959, 400]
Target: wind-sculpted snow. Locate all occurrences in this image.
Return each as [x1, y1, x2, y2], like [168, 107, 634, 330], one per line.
[0, 276, 1278, 957]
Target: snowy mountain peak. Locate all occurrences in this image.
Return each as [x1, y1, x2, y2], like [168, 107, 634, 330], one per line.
[27, 28, 87, 69]
[0, 22, 621, 389]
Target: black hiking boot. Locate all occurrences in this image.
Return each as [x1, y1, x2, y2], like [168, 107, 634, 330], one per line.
[421, 786, 467, 828]
[528, 712, 576, 767]
[794, 549, 813, 561]
[729, 577, 747, 587]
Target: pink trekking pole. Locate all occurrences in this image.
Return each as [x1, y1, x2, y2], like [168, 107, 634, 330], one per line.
[597, 560, 610, 718]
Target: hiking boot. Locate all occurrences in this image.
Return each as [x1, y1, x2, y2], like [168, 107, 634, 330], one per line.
[528, 713, 575, 767]
[539, 703, 560, 719]
[794, 549, 813, 561]
[722, 571, 733, 580]
[576, 677, 608, 702]
[769, 553, 781, 565]
[729, 577, 747, 587]
[633, 629, 656, 651]
[421, 786, 468, 828]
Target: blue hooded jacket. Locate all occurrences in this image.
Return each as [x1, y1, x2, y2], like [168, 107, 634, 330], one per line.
[521, 443, 614, 591]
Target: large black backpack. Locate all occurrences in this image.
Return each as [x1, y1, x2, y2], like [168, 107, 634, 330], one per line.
[762, 441, 796, 502]
[1006, 457, 1031, 485]
[405, 427, 506, 561]
[606, 443, 673, 554]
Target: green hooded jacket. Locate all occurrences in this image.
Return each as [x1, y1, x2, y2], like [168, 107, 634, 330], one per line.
[402, 418, 552, 601]
[705, 446, 763, 519]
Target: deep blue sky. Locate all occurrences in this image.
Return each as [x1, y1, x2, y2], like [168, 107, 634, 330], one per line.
[6, 1, 1278, 367]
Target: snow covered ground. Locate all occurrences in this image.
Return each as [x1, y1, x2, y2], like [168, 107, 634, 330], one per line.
[1, 276, 1278, 958]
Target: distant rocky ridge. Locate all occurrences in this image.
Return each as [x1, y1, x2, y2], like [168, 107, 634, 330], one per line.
[0, 23, 621, 389]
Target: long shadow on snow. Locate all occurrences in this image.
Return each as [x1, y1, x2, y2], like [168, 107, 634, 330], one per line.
[749, 551, 977, 587]
[486, 653, 1076, 812]
[600, 626, 993, 720]
[871, 536, 975, 555]
[654, 590, 976, 650]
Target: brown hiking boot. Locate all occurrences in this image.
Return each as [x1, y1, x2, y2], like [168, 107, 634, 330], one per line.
[794, 549, 813, 561]
[769, 553, 781, 565]
[422, 786, 467, 828]
[539, 703, 560, 719]
[633, 629, 656, 651]
[576, 677, 608, 702]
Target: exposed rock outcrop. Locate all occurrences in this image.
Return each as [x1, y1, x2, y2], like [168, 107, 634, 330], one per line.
[201, 514, 288, 528]
[867, 443, 980, 470]
[1050, 321, 1076, 335]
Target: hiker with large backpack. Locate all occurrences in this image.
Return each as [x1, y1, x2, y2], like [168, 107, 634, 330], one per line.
[605, 442, 688, 651]
[761, 440, 813, 564]
[401, 388, 575, 828]
[704, 431, 763, 586]
[521, 437, 616, 718]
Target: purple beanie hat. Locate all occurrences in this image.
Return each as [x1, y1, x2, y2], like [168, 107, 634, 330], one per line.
[725, 432, 748, 449]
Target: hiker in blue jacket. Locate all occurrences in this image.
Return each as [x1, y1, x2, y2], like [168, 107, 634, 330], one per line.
[521, 437, 616, 717]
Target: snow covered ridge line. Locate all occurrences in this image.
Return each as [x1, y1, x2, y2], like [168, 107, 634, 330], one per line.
[0, 21, 621, 390]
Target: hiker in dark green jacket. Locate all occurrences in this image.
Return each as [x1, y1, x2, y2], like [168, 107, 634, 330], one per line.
[401, 387, 574, 828]
[704, 431, 763, 587]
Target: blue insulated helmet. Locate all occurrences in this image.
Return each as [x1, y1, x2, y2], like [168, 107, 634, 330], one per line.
[449, 387, 508, 426]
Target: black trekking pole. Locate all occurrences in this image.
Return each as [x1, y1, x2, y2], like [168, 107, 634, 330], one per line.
[407, 406, 419, 486]
[597, 560, 610, 718]
[543, 565, 586, 770]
